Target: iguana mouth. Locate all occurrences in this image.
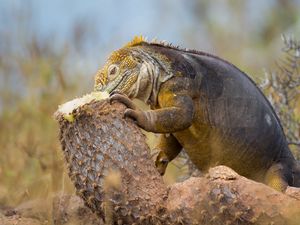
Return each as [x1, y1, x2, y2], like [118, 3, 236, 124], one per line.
[105, 72, 128, 94]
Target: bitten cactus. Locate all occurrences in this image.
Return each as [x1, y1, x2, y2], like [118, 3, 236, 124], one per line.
[55, 95, 167, 224]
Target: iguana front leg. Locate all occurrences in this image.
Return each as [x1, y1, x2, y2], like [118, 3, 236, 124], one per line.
[109, 82, 195, 133]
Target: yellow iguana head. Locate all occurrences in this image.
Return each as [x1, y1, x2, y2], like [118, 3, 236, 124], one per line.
[95, 36, 147, 96]
[94, 36, 174, 104]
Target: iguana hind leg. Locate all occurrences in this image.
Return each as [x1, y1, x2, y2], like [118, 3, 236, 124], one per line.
[264, 163, 292, 192]
[154, 134, 182, 175]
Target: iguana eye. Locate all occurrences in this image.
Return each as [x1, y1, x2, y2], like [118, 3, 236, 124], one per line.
[108, 65, 119, 79]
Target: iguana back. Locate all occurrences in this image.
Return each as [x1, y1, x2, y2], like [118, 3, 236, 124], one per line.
[170, 51, 290, 178]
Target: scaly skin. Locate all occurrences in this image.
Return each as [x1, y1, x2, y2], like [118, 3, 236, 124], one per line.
[94, 36, 300, 191]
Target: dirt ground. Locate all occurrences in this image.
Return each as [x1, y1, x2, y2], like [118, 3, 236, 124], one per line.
[0, 195, 103, 225]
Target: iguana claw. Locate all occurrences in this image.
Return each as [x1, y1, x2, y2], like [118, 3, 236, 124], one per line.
[123, 107, 147, 124]
[109, 93, 136, 110]
[109, 93, 145, 125]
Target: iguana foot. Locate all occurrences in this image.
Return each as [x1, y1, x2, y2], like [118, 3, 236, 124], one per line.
[155, 150, 169, 176]
[109, 92, 148, 128]
[264, 163, 289, 192]
[109, 92, 136, 110]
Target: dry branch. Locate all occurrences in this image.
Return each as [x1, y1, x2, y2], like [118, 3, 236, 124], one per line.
[55, 98, 300, 225]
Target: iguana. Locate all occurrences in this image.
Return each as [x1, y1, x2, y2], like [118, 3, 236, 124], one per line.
[94, 36, 300, 192]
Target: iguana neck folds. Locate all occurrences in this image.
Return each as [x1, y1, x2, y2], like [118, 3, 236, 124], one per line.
[132, 48, 174, 106]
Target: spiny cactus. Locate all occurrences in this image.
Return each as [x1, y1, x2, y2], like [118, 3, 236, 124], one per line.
[56, 99, 167, 224]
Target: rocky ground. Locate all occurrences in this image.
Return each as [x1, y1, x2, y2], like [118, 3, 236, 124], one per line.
[1, 176, 300, 225]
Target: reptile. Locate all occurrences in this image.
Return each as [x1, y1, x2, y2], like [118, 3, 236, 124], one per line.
[94, 36, 300, 192]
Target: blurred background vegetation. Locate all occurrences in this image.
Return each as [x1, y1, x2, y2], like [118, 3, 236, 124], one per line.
[0, 0, 299, 217]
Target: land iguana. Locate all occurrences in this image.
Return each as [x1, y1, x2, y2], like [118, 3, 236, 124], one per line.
[94, 36, 300, 192]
